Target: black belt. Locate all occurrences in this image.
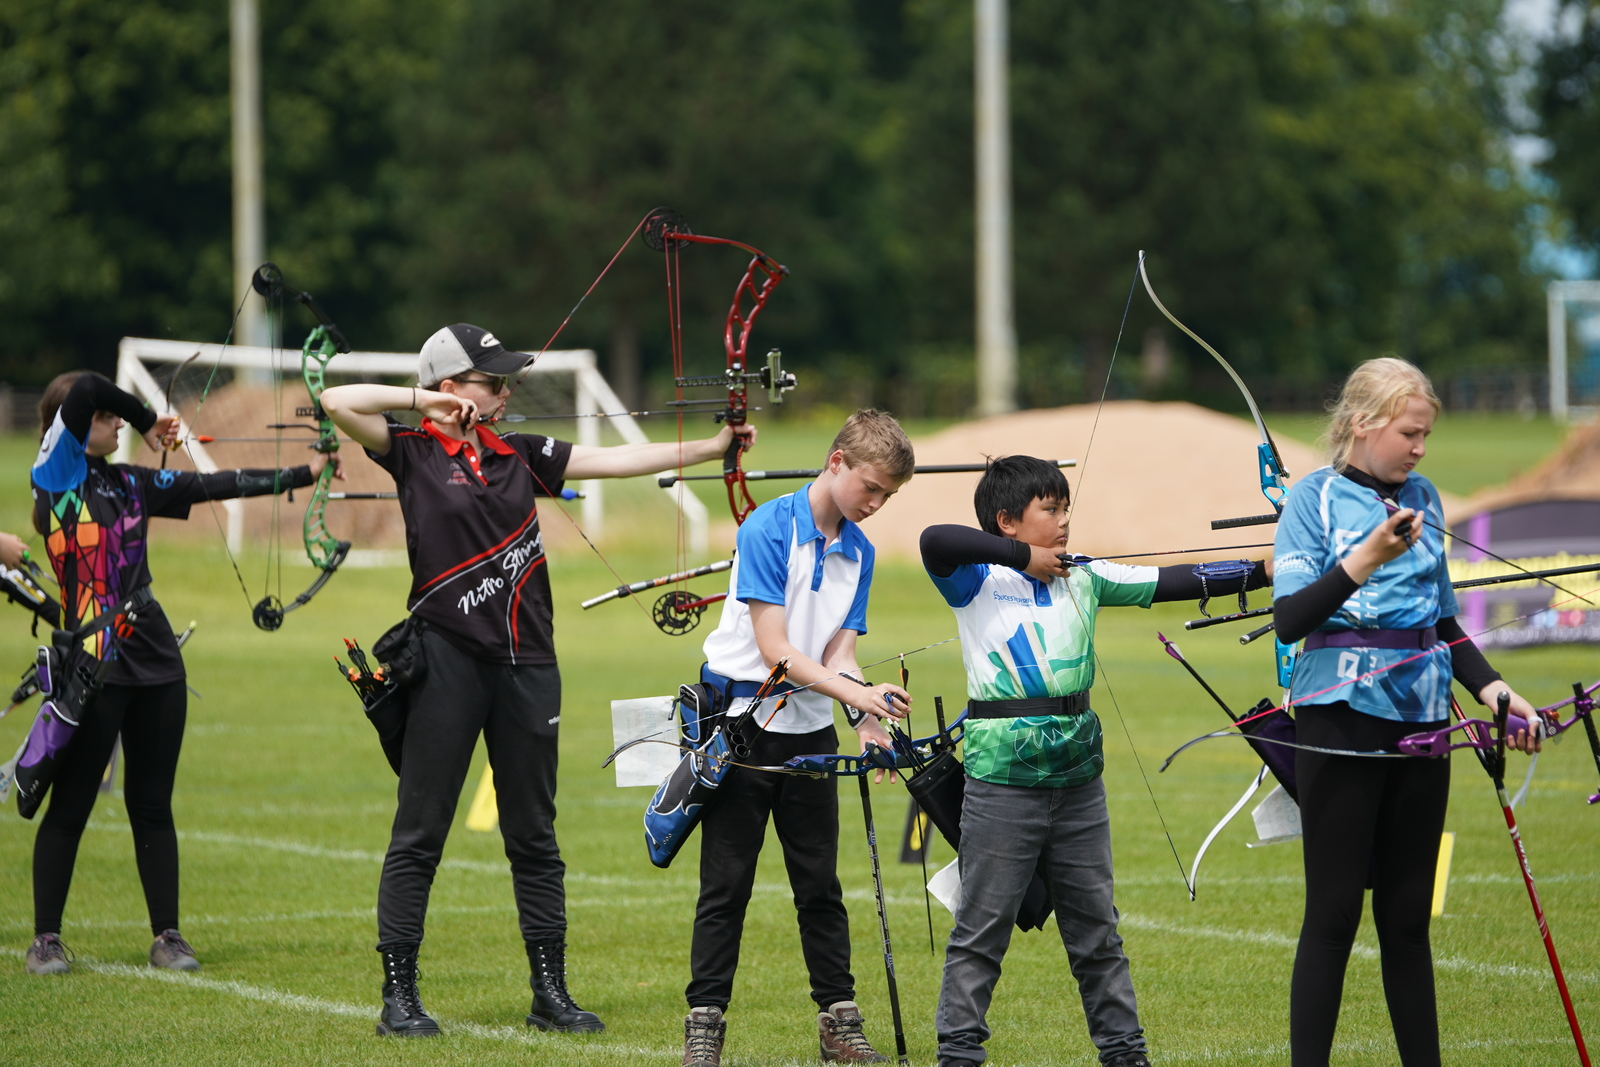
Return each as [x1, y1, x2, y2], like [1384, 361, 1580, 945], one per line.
[71, 586, 155, 639]
[1304, 626, 1438, 652]
[968, 692, 1091, 719]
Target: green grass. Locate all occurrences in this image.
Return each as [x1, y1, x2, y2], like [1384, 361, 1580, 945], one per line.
[0, 425, 1594, 1066]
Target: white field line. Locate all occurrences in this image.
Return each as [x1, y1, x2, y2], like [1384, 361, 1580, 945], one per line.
[80, 826, 931, 906]
[0, 944, 1574, 1065]
[1119, 913, 1598, 984]
[0, 947, 673, 1057]
[1154, 1034, 1571, 1063]
[81, 828, 1595, 985]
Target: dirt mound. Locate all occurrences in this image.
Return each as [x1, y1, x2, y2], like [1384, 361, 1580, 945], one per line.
[868, 401, 1332, 563]
[1450, 417, 1600, 520]
[135, 385, 408, 551]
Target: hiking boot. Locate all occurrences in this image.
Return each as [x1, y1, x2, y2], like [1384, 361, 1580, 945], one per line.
[819, 1001, 888, 1064]
[25, 933, 72, 975]
[1104, 1053, 1152, 1067]
[376, 949, 440, 1037]
[526, 939, 604, 1033]
[683, 1006, 727, 1067]
[149, 929, 200, 971]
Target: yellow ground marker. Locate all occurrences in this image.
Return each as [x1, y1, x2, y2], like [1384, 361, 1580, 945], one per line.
[1430, 831, 1456, 916]
[466, 764, 498, 832]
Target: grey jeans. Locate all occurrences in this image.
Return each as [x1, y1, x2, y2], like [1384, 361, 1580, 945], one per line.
[935, 775, 1145, 1065]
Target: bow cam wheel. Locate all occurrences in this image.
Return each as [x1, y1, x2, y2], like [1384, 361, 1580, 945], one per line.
[642, 208, 690, 252]
[652, 590, 706, 636]
[252, 596, 285, 632]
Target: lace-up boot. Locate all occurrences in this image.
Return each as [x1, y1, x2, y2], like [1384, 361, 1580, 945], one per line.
[25, 933, 72, 975]
[1104, 1053, 1152, 1067]
[682, 1006, 726, 1067]
[149, 929, 201, 971]
[818, 1001, 889, 1063]
[376, 948, 440, 1037]
[526, 939, 604, 1032]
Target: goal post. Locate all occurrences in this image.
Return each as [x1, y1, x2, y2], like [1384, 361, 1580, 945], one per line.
[114, 336, 709, 555]
[1548, 280, 1600, 423]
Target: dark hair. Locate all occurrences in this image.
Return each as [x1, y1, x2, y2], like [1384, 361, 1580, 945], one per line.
[39, 371, 91, 439]
[973, 455, 1070, 535]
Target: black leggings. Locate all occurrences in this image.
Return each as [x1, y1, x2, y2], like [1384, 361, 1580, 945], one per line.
[33, 679, 188, 937]
[1290, 702, 1450, 1067]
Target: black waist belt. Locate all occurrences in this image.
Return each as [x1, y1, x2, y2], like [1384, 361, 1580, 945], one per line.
[72, 586, 155, 638]
[1304, 626, 1438, 652]
[968, 692, 1091, 719]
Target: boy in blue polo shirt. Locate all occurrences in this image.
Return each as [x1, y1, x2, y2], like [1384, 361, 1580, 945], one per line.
[921, 456, 1270, 1067]
[681, 410, 916, 1067]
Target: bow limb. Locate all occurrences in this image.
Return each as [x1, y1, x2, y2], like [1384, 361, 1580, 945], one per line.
[1137, 252, 1290, 522]
[251, 322, 351, 632]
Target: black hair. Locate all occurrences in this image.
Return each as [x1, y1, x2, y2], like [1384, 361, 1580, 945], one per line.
[973, 455, 1070, 535]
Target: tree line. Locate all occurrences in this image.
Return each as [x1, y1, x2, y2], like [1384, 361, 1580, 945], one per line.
[2, 0, 1595, 414]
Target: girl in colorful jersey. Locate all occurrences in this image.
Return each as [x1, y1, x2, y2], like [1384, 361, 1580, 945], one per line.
[920, 455, 1271, 1067]
[21, 371, 340, 977]
[1272, 357, 1540, 1067]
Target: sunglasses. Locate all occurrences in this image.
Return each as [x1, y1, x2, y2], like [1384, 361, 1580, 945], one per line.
[453, 373, 511, 393]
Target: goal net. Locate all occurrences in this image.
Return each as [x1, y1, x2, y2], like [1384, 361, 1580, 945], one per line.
[114, 336, 709, 557]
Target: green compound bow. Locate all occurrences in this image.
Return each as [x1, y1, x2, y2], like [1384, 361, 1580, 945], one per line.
[246, 264, 352, 631]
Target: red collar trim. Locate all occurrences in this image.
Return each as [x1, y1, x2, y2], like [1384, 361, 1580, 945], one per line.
[420, 419, 516, 456]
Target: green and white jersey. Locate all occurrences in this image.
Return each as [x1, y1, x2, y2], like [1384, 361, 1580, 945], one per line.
[928, 556, 1157, 788]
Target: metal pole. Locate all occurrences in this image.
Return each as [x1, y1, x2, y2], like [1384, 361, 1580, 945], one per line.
[1549, 282, 1568, 423]
[231, 0, 268, 355]
[974, 0, 1016, 417]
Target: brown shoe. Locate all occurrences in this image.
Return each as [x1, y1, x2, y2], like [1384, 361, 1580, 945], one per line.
[819, 1001, 888, 1064]
[683, 1006, 726, 1067]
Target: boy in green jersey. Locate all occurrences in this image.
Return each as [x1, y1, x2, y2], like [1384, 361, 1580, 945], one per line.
[920, 457, 1270, 1067]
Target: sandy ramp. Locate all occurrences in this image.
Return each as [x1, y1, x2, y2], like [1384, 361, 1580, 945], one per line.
[871, 401, 1332, 563]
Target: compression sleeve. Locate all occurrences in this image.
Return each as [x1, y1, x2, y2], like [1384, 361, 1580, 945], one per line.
[919, 524, 1031, 578]
[59, 374, 157, 441]
[1152, 560, 1271, 604]
[1438, 615, 1502, 697]
[1273, 564, 1361, 644]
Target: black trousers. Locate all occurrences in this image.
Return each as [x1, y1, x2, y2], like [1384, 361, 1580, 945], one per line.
[686, 725, 855, 1013]
[376, 629, 564, 951]
[1290, 702, 1451, 1067]
[34, 679, 188, 937]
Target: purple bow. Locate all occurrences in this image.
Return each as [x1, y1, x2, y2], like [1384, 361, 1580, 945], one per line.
[1398, 680, 1599, 803]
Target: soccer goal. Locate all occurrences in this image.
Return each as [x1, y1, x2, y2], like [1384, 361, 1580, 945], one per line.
[1548, 280, 1600, 423]
[114, 336, 709, 555]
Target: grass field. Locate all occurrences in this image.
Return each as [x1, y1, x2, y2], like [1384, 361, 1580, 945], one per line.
[0, 417, 1595, 1066]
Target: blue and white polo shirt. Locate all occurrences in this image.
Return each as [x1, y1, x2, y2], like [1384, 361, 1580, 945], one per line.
[703, 485, 874, 734]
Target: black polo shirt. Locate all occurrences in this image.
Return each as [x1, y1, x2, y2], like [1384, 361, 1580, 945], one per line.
[369, 417, 572, 665]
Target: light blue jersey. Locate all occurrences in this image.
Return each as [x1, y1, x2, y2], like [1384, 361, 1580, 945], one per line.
[1274, 466, 1457, 722]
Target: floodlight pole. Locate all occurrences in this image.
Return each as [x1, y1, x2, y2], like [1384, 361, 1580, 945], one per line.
[974, 0, 1016, 417]
[231, 0, 269, 358]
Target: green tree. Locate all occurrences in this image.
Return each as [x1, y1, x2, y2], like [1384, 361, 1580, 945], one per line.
[0, 0, 445, 381]
[387, 0, 891, 403]
[1538, 3, 1600, 251]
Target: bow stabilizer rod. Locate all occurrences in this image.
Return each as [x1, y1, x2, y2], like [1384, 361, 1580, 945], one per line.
[657, 458, 1077, 488]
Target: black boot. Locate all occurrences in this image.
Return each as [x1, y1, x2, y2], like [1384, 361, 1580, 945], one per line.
[526, 940, 604, 1033]
[376, 948, 440, 1037]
